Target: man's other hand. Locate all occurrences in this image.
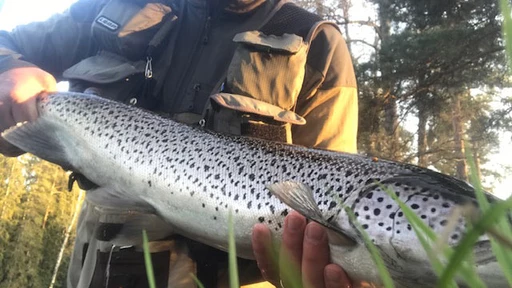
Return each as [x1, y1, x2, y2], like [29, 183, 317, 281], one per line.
[252, 211, 352, 288]
[0, 67, 56, 156]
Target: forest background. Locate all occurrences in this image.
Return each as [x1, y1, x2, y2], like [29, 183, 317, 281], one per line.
[0, 0, 511, 286]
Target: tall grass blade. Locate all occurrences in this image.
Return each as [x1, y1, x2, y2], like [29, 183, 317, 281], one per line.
[228, 209, 240, 288]
[466, 148, 512, 286]
[343, 205, 395, 288]
[142, 230, 157, 288]
[190, 274, 206, 288]
[499, 0, 512, 69]
[436, 198, 512, 287]
[379, 183, 485, 288]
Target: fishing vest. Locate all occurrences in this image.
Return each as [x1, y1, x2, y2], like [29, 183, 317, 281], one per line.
[63, 0, 341, 145]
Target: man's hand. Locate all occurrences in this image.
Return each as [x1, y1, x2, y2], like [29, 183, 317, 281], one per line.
[252, 211, 352, 288]
[0, 67, 56, 156]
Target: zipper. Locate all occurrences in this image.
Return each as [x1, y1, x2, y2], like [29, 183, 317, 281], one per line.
[172, 6, 214, 112]
[203, 16, 212, 44]
[141, 45, 156, 103]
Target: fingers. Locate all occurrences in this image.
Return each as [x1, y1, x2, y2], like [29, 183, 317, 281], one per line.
[252, 212, 353, 288]
[325, 264, 352, 288]
[251, 223, 279, 285]
[0, 67, 56, 157]
[302, 222, 330, 288]
[280, 211, 307, 288]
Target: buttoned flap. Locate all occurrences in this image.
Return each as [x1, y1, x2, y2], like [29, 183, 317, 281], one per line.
[63, 51, 145, 84]
[210, 93, 306, 125]
[227, 31, 308, 111]
[232, 31, 305, 54]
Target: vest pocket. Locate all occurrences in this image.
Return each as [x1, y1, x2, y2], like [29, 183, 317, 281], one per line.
[226, 30, 308, 110]
[63, 51, 148, 105]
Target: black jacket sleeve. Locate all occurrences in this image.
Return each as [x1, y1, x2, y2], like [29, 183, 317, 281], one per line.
[0, 0, 104, 80]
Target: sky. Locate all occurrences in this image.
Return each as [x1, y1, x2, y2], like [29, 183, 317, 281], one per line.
[0, 0, 510, 199]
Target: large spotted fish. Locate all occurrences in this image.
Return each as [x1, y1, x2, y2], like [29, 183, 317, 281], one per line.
[1, 92, 508, 287]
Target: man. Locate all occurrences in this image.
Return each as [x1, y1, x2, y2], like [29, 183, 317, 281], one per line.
[0, 0, 358, 287]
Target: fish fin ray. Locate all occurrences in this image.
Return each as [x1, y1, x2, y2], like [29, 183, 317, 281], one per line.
[2, 119, 73, 170]
[267, 181, 357, 246]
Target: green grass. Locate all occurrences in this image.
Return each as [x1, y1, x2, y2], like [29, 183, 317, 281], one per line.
[228, 209, 240, 288]
[142, 230, 157, 288]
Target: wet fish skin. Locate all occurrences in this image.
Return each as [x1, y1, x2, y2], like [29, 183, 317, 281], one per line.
[1, 92, 508, 287]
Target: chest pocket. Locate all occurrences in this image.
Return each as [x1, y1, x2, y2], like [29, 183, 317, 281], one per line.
[205, 31, 308, 144]
[63, 0, 176, 108]
[226, 31, 308, 110]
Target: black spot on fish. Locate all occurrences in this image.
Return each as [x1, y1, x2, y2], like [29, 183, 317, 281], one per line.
[148, 180, 152, 187]
[281, 209, 288, 217]
[374, 208, 381, 216]
[247, 201, 252, 209]
[328, 201, 336, 210]
[258, 217, 265, 223]
[411, 204, 419, 210]
[362, 224, 369, 229]
[346, 184, 354, 193]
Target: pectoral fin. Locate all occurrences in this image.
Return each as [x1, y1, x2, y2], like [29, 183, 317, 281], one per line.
[267, 181, 357, 246]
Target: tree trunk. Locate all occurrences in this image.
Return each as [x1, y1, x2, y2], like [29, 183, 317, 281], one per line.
[451, 92, 468, 181]
[471, 141, 483, 182]
[315, 0, 324, 16]
[42, 170, 60, 229]
[378, 0, 400, 159]
[340, 0, 353, 55]
[48, 190, 84, 288]
[417, 97, 429, 167]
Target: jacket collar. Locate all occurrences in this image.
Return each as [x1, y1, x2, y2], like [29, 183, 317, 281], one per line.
[186, 0, 267, 14]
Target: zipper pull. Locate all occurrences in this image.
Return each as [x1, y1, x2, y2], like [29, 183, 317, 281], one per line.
[145, 56, 153, 79]
[203, 16, 212, 44]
